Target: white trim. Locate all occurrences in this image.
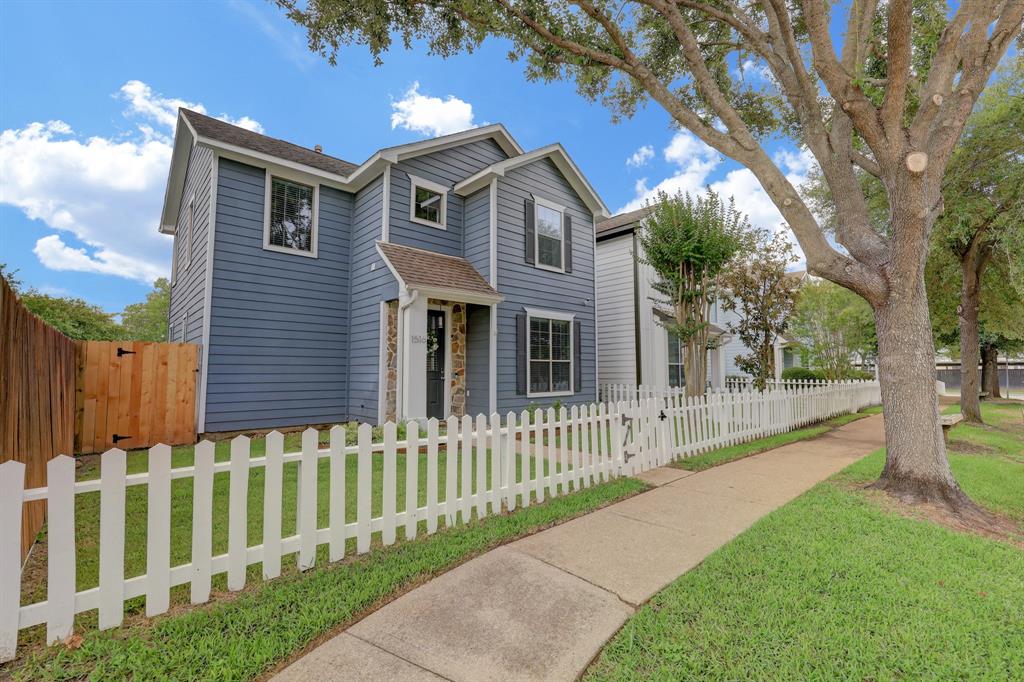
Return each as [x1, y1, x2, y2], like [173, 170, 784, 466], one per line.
[183, 193, 195, 271]
[524, 307, 576, 398]
[591, 210, 599, 399]
[453, 143, 610, 218]
[381, 165, 391, 242]
[488, 178, 498, 287]
[532, 196, 566, 273]
[407, 174, 448, 229]
[488, 302, 498, 414]
[377, 301, 388, 425]
[197, 153, 219, 434]
[262, 172, 319, 258]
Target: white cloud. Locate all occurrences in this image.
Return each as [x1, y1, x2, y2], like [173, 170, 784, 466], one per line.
[118, 80, 264, 133]
[0, 81, 262, 284]
[626, 144, 654, 168]
[617, 132, 818, 261]
[390, 82, 476, 137]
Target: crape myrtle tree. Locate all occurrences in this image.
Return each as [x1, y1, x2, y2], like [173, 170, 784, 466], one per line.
[720, 229, 801, 390]
[278, 0, 1024, 511]
[636, 190, 748, 397]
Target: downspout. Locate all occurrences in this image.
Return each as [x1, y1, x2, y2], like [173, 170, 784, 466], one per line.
[396, 287, 419, 421]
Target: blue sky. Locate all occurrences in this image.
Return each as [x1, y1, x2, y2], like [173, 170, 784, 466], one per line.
[0, 0, 809, 313]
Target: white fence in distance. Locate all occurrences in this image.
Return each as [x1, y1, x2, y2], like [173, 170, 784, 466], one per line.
[0, 380, 880, 661]
[599, 378, 867, 403]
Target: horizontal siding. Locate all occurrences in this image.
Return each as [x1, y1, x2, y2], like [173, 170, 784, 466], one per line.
[168, 144, 213, 346]
[595, 235, 636, 386]
[204, 158, 352, 432]
[389, 139, 507, 257]
[465, 304, 490, 416]
[463, 187, 491, 281]
[348, 173, 398, 423]
[495, 157, 596, 413]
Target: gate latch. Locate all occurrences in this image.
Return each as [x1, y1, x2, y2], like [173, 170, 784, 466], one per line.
[116, 347, 136, 357]
[112, 433, 133, 444]
[658, 410, 668, 421]
[620, 414, 637, 462]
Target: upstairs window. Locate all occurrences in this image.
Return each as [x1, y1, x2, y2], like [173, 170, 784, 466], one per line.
[409, 174, 448, 229]
[535, 202, 563, 270]
[529, 314, 573, 395]
[264, 175, 318, 257]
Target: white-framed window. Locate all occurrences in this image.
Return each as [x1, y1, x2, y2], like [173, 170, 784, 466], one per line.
[534, 196, 565, 272]
[263, 173, 319, 257]
[526, 308, 574, 397]
[408, 174, 448, 229]
[183, 194, 194, 270]
[668, 331, 685, 388]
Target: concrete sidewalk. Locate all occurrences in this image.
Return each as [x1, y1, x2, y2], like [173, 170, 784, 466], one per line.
[275, 414, 885, 682]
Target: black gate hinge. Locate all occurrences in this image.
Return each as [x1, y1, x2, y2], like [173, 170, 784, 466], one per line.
[112, 433, 133, 444]
[116, 347, 137, 357]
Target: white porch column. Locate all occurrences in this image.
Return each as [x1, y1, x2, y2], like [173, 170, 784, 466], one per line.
[773, 342, 785, 381]
[400, 291, 428, 420]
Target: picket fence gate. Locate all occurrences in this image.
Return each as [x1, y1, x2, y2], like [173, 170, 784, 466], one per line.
[0, 381, 880, 661]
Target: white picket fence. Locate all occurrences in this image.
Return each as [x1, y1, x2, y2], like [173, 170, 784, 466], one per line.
[600, 378, 863, 403]
[0, 381, 880, 661]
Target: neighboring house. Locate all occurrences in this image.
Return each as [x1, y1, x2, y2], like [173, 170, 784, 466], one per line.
[595, 207, 804, 390]
[161, 110, 608, 433]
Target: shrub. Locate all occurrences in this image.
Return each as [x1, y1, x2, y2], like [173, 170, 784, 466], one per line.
[781, 367, 818, 381]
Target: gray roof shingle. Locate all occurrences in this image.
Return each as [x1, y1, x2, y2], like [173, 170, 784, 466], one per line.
[596, 206, 653, 239]
[181, 109, 359, 176]
[377, 242, 501, 300]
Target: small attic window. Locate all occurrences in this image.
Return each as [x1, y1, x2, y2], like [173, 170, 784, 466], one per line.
[408, 174, 448, 229]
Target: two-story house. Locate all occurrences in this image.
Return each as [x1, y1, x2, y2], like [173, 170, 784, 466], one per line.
[595, 206, 804, 391]
[160, 110, 608, 433]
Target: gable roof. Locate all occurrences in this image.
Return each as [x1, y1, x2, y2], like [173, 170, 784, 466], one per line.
[181, 109, 358, 176]
[160, 112, 528, 234]
[376, 241, 503, 305]
[453, 144, 610, 218]
[596, 206, 653, 240]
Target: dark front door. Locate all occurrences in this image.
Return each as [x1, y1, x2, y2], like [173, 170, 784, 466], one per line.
[426, 309, 446, 420]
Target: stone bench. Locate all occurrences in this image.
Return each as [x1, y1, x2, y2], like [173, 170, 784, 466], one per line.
[939, 413, 964, 444]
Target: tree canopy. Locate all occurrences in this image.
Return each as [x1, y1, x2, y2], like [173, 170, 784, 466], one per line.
[121, 278, 171, 342]
[636, 189, 748, 395]
[790, 279, 877, 381]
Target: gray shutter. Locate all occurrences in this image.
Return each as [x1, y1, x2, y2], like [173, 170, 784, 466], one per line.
[524, 199, 535, 265]
[573, 319, 582, 393]
[563, 213, 573, 273]
[516, 313, 528, 395]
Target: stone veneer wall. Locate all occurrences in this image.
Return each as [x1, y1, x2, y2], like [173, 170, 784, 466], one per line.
[449, 303, 466, 417]
[384, 299, 467, 422]
[384, 301, 398, 423]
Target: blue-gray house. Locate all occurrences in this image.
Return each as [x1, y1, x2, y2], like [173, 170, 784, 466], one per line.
[160, 110, 609, 433]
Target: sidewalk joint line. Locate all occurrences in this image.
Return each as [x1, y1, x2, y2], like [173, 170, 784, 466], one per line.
[346, 632, 457, 682]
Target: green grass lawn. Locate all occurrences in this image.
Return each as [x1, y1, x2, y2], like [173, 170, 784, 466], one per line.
[10, 472, 647, 680]
[587, 401, 1024, 681]
[669, 411, 871, 472]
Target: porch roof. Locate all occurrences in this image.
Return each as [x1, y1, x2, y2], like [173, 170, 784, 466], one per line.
[376, 242, 504, 305]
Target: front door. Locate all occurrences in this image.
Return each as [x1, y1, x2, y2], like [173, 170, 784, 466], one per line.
[426, 309, 446, 420]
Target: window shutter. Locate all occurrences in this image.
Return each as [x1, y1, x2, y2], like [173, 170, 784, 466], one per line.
[524, 199, 535, 265]
[563, 213, 573, 273]
[516, 313, 528, 395]
[573, 319, 582, 392]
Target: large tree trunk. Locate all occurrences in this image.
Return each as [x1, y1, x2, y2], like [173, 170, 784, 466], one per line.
[870, 288, 977, 513]
[958, 253, 984, 423]
[981, 344, 1001, 399]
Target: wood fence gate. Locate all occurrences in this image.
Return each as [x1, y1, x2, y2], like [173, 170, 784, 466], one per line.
[75, 341, 198, 454]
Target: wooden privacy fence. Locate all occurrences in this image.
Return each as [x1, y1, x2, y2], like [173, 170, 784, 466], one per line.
[0, 280, 76, 561]
[75, 340, 198, 454]
[0, 381, 880, 660]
